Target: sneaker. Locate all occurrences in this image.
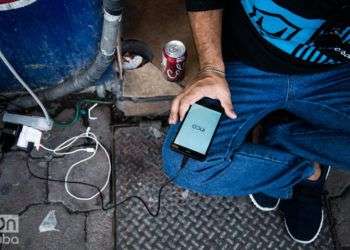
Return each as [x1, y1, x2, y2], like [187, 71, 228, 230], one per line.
[249, 193, 280, 212]
[280, 165, 331, 244]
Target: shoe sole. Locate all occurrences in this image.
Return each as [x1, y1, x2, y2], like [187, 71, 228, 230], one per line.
[284, 165, 331, 244]
[249, 194, 280, 212]
[284, 209, 324, 244]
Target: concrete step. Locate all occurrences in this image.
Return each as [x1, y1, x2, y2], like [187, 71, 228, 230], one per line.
[117, 63, 182, 117]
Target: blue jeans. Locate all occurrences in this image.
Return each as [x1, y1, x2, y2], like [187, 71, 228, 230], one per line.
[162, 62, 350, 199]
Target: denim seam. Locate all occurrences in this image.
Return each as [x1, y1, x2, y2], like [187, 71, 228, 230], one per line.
[274, 125, 329, 136]
[224, 118, 251, 160]
[297, 99, 350, 120]
[234, 152, 287, 164]
[288, 130, 344, 138]
[289, 130, 331, 135]
[225, 105, 286, 160]
[285, 75, 290, 102]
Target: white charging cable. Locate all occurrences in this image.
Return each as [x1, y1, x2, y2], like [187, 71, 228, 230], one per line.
[0, 49, 52, 126]
[39, 127, 111, 201]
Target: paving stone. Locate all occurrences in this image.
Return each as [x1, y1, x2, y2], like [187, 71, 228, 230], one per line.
[119, 61, 183, 117]
[48, 150, 111, 212]
[0, 106, 114, 249]
[123, 63, 182, 98]
[119, 63, 181, 116]
[46, 107, 112, 212]
[2, 204, 85, 250]
[117, 99, 172, 117]
[86, 210, 114, 250]
[0, 152, 47, 214]
[88, 106, 113, 150]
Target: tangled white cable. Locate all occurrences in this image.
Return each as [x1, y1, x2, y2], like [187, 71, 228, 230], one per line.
[39, 127, 111, 201]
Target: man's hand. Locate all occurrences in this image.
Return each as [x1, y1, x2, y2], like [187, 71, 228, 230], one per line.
[168, 71, 237, 124]
[169, 9, 235, 124]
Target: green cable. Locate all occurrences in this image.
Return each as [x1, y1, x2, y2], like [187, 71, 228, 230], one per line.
[53, 99, 113, 128]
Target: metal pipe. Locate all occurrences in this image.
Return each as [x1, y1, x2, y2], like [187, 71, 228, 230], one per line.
[11, 0, 122, 109]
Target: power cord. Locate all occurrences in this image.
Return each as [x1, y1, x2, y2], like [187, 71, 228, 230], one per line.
[115, 156, 188, 217]
[53, 99, 113, 128]
[0, 49, 52, 125]
[24, 147, 189, 217]
[39, 127, 111, 201]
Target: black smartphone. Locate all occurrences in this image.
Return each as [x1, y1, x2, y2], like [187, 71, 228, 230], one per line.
[171, 98, 223, 161]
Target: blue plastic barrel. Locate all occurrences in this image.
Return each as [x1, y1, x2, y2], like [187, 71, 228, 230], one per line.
[0, 0, 103, 92]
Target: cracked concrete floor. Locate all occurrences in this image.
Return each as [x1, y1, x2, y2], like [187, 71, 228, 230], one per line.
[0, 106, 115, 250]
[0, 106, 350, 249]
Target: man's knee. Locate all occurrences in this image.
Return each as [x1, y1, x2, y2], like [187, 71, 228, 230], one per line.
[162, 125, 260, 196]
[163, 143, 250, 196]
[162, 124, 183, 176]
[162, 127, 229, 193]
[163, 157, 231, 195]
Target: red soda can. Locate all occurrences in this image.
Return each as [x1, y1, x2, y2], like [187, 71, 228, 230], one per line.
[161, 40, 187, 82]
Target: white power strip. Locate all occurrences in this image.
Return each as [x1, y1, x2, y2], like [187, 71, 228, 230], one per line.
[2, 112, 53, 131]
[0, 49, 52, 127]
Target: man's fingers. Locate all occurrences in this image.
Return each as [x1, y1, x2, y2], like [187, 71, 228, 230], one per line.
[179, 90, 204, 121]
[219, 94, 237, 119]
[169, 75, 236, 123]
[169, 82, 199, 124]
[169, 94, 183, 124]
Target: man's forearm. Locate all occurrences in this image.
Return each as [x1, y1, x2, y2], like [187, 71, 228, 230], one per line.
[169, 8, 236, 124]
[188, 10, 225, 72]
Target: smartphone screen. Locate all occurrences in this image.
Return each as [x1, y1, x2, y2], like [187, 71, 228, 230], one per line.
[171, 102, 222, 160]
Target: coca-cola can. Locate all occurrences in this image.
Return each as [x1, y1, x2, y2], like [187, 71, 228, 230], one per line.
[161, 40, 187, 82]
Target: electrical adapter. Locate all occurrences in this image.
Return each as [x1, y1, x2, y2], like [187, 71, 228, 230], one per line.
[17, 126, 43, 150]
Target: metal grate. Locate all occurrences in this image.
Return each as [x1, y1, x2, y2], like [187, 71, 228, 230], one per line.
[115, 125, 334, 250]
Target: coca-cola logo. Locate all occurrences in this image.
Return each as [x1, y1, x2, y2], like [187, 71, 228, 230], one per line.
[166, 62, 185, 80]
[176, 56, 186, 63]
[0, 0, 37, 11]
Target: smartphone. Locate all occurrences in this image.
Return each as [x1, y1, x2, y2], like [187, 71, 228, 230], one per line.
[171, 98, 223, 161]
